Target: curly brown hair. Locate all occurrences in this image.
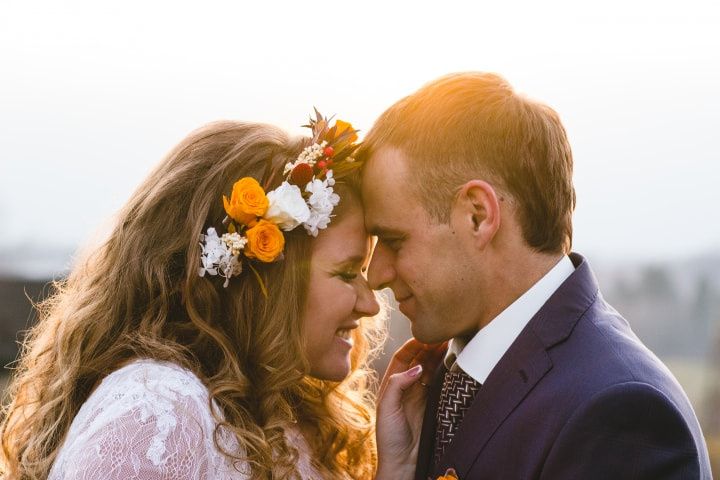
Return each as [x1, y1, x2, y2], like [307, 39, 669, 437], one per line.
[0, 121, 386, 479]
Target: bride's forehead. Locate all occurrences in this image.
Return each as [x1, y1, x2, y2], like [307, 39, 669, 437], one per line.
[312, 220, 370, 259]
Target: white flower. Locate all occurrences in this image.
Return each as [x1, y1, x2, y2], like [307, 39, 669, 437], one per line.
[303, 170, 340, 236]
[199, 228, 223, 274]
[264, 182, 311, 231]
[324, 169, 336, 187]
[221, 232, 248, 256]
[199, 227, 243, 287]
[283, 141, 328, 175]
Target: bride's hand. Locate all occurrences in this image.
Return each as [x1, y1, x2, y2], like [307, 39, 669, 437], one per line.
[375, 339, 446, 480]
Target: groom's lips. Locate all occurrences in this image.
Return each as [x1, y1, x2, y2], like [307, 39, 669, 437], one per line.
[396, 294, 414, 318]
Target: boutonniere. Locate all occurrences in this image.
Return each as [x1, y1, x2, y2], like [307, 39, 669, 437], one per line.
[434, 468, 459, 480]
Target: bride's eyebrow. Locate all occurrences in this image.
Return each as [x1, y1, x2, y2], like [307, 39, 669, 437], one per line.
[336, 255, 365, 266]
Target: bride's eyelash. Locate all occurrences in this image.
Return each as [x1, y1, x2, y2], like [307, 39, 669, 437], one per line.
[337, 271, 358, 281]
[335, 256, 367, 282]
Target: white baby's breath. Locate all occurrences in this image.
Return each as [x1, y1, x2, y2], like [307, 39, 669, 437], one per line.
[283, 141, 328, 175]
[221, 232, 247, 256]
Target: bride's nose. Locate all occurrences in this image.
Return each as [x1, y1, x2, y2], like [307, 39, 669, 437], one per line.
[355, 282, 380, 317]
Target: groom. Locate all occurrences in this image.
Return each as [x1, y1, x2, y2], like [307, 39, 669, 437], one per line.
[361, 73, 711, 479]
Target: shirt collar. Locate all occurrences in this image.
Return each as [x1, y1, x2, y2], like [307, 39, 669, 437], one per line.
[446, 255, 575, 383]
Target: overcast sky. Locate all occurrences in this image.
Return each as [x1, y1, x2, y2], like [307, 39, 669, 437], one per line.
[1, 0, 719, 276]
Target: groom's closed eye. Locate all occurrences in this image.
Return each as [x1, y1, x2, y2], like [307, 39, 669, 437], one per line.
[378, 236, 404, 252]
[369, 225, 406, 252]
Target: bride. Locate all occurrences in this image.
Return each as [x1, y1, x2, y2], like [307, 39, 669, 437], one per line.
[0, 112, 439, 479]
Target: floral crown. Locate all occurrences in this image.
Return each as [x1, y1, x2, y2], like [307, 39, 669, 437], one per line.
[198, 110, 360, 288]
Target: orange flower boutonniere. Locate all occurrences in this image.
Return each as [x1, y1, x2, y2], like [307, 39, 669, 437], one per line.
[434, 468, 459, 480]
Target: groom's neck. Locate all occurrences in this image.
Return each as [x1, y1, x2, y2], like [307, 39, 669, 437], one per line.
[476, 250, 565, 330]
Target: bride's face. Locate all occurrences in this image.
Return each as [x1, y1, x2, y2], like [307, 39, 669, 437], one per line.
[302, 200, 380, 381]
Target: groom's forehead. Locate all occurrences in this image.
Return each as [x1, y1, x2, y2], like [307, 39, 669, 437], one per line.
[362, 148, 412, 200]
[361, 147, 427, 232]
[366, 146, 410, 179]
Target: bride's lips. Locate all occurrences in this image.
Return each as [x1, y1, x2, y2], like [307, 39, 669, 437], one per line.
[334, 322, 358, 349]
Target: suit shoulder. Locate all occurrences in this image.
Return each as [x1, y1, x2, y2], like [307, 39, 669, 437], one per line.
[565, 381, 697, 449]
[541, 382, 709, 479]
[570, 297, 677, 384]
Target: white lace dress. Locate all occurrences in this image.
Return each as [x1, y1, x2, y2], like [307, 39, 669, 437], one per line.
[48, 359, 323, 479]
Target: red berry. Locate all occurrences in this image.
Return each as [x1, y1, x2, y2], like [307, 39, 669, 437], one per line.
[317, 160, 327, 169]
[323, 146, 335, 157]
[290, 163, 313, 185]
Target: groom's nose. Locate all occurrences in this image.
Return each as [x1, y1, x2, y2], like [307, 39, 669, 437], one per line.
[367, 242, 395, 291]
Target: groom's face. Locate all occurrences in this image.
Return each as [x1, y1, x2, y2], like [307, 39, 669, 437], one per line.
[362, 147, 480, 344]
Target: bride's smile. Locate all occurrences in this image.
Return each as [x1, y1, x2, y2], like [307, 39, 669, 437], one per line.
[302, 198, 379, 382]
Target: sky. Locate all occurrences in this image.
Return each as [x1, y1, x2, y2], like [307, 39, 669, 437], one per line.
[1, 0, 719, 276]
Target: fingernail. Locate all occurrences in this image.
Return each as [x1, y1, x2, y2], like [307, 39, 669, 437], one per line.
[407, 365, 423, 377]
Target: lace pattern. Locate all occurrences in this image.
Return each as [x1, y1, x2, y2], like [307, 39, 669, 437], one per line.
[48, 359, 322, 479]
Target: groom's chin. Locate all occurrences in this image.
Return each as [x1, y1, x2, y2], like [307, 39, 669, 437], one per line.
[409, 321, 445, 345]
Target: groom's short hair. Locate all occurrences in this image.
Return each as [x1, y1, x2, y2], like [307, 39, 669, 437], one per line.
[358, 72, 575, 254]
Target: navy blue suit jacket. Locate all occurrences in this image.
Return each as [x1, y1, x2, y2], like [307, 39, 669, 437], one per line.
[415, 253, 712, 479]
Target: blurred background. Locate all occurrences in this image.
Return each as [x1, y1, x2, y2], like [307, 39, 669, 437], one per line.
[1, 0, 718, 474]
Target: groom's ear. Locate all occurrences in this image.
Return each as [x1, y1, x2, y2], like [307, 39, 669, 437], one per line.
[453, 180, 501, 249]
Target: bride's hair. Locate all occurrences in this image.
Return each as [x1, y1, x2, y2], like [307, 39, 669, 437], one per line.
[0, 121, 385, 479]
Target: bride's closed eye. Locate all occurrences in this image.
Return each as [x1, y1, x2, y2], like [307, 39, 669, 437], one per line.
[333, 254, 369, 283]
[337, 270, 359, 282]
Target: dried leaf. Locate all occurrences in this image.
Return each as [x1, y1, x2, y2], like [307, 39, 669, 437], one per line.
[249, 263, 268, 299]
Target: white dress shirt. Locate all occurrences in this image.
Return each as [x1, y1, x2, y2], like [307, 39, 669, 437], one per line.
[446, 255, 575, 384]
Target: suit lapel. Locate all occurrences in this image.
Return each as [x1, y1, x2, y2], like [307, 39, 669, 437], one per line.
[414, 364, 447, 480]
[430, 253, 599, 478]
[432, 331, 552, 478]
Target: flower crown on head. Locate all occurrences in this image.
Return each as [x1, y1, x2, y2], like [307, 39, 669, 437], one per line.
[199, 109, 360, 288]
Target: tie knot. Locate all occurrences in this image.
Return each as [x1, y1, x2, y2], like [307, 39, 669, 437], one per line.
[446, 368, 476, 383]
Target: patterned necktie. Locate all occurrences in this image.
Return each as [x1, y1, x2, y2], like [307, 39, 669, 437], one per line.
[433, 368, 481, 465]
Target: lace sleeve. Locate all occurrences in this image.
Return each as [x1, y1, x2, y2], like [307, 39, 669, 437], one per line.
[48, 360, 248, 480]
[58, 400, 211, 479]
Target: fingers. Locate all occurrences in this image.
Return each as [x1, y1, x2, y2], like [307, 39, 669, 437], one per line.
[392, 338, 429, 364]
[378, 364, 424, 414]
[381, 340, 448, 396]
[417, 341, 447, 385]
[393, 339, 445, 370]
[380, 339, 424, 395]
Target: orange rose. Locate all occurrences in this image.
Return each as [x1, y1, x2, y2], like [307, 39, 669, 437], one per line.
[223, 177, 269, 225]
[244, 219, 285, 262]
[334, 119, 358, 144]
